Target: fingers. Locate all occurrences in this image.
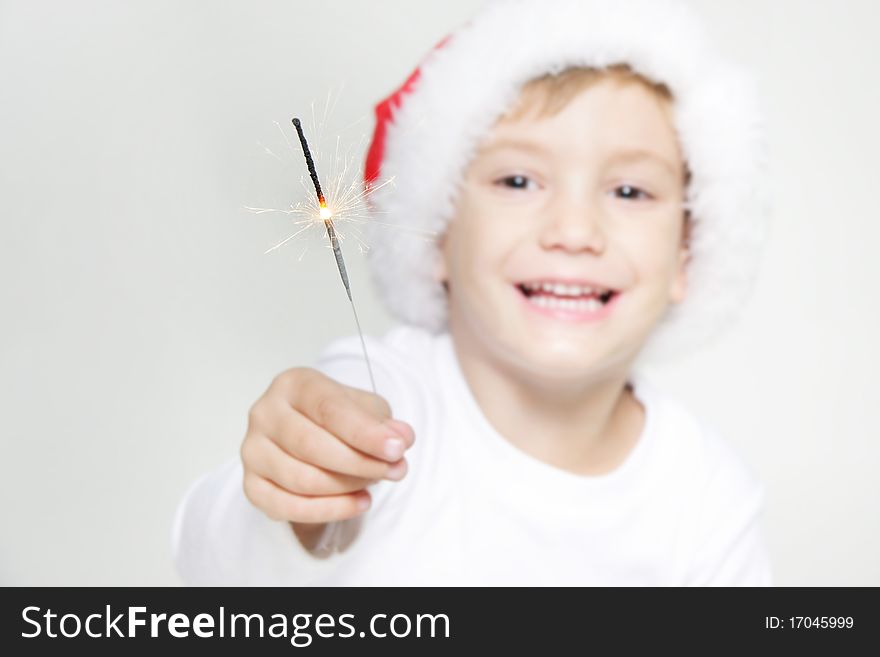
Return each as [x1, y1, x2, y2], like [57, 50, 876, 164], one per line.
[267, 368, 417, 456]
[283, 369, 414, 456]
[248, 433, 406, 495]
[262, 383, 415, 467]
[242, 367, 416, 526]
[266, 407, 406, 479]
[243, 472, 372, 523]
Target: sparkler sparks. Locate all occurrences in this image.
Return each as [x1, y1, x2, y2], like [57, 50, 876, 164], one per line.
[245, 97, 440, 398]
[291, 116, 378, 395]
[248, 120, 403, 259]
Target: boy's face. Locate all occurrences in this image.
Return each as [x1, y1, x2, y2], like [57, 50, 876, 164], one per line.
[436, 77, 689, 383]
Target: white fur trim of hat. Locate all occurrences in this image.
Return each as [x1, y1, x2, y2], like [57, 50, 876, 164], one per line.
[363, 0, 770, 365]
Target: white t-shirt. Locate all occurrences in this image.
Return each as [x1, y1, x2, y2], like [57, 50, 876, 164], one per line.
[172, 324, 773, 586]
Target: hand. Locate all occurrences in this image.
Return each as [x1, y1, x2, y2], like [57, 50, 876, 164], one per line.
[241, 367, 415, 531]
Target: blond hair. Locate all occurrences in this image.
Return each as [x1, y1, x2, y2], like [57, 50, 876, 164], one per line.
[507, 63, 673, 119]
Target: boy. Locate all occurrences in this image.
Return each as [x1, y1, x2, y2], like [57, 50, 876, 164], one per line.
[173, 0, 772, 585]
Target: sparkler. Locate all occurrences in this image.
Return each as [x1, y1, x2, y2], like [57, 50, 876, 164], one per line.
[291, 117, 378, 395]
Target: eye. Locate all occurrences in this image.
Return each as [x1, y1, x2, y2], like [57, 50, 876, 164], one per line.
[614, 184, 652, 201]
[495, 175, 535, 190]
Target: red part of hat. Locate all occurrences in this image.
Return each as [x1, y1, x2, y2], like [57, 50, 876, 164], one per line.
[364, 35, 454, 187]
[364, 67, 421, 187]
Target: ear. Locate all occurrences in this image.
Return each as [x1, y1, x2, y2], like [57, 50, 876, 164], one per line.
[433, 233, 449, 284]
[669, 245, 689, 304]
[669, 216, 692, 304]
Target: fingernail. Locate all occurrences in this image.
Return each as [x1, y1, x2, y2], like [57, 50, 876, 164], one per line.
[384, 438, 405, 461]
[385, 460, 407, 481]
[386, 420, 414, 445]
[357, 494, 371, 511]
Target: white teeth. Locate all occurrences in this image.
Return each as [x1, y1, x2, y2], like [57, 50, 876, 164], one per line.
[521, 281, 605, 297]
[527, 295, 603, 313]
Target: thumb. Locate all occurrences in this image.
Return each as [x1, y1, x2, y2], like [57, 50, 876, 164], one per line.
[343, 385, 392, 420]
[342, 386, 415, 446]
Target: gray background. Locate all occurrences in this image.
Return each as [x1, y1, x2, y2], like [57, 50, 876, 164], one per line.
[1, 0, 877, 585]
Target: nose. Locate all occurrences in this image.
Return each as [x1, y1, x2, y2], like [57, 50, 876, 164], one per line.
[538, 190, 607, 254]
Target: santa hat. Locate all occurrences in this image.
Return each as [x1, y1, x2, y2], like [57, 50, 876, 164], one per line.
[363, 0, 769, 365]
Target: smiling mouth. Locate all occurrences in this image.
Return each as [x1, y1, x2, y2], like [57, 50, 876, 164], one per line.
[515, 280, 620, 312]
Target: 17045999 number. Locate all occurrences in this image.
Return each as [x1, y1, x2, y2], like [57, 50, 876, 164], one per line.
[764, 616, 854, 629]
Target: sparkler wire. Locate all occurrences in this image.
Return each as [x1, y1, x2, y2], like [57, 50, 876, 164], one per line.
[291, 117, 378, 395]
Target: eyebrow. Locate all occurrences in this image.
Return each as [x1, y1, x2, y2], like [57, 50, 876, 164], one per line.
[607, 149, 680, 177]
[477, 138, 550, 156]
[478, 140, 681, 178]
